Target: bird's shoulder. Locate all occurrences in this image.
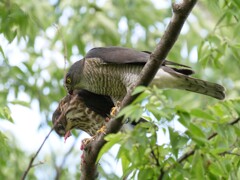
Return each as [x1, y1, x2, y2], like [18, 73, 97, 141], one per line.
[85, 46, 148, 64]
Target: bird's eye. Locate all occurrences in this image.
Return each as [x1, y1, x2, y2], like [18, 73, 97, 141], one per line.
[66, 77, 71, 84]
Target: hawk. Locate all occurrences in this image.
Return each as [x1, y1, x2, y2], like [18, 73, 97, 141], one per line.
[52, 89, 114, 137]
[52, 89, 146, 138]
[64, 47, 225, 104]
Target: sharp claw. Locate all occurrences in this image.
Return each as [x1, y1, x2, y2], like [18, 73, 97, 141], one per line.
[97, 125, 106, 135]
[80, 125, 107, 150]
[81, 137, 94, 150]
[110, 101, 121, 116]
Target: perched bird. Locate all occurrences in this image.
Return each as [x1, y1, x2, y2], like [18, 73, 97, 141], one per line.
[64, 47, 225, 104]
[52, 89, 146, 137]
[52, 89, 114, 137]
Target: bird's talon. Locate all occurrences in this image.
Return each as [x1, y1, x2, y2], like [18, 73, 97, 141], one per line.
[110, 107, 117, 117]
[110, 101, 121, 117]
[81, 137, 93, 149]
[97, 125, 106, 135]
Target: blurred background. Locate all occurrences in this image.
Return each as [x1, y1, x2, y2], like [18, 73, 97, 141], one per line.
[0, 0, 240, 179]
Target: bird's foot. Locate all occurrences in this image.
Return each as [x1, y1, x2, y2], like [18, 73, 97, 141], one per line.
[97, 125, 106, 135]
[80, 138, 93, 150]
[110, 101, 121, 117]
[80, 126, 106, 150]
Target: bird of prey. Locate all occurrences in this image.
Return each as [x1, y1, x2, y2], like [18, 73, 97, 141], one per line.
[52, 89, 114, 137]
[64, 47, 225, 104]
[52, 89, 145, 138]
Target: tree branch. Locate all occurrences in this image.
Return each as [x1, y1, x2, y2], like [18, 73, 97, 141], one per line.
[21, 113, 64, 180]
[80, 0, 198, 179]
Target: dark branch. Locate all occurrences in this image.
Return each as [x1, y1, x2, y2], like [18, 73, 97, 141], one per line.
[219, 151, 240, 157]
[80, 0, 198, 179]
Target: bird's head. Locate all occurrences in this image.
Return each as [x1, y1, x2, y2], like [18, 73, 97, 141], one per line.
[52, 93, 86, 138]
[64, 60, 85, 95]
[52, 106, 67, 137]
[52, 95, 72, 137]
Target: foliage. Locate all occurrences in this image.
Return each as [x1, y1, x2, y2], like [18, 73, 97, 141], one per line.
[100, 87, 240, 179]
[0, 0, 240, 179]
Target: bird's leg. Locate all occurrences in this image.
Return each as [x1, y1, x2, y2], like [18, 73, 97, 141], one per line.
[94, 101, 121, 136]
[96, 125, 106, 135]
[110, 101, 121, 117]
[80, 125, 107, 151]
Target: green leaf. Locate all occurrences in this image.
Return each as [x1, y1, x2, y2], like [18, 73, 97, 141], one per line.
[132, 92, 148, 104]
[138, 168, 154, 180]
[9, 100, 30, 108]
[177, 110, 191, 127]
[0, 45, 6, 61]
[117, 104, 143, 122]
[190, 108, 215, 121]
[131, 86, 148, 95]
[191, 150, 204, 179]
[0, 107, 13, 122]
[97, 133, 122, 162]
[168, 127, 180, 158]
[187, 123, 207, 146]
[120, 152, 131, 175]
[209, 161, 227, 177]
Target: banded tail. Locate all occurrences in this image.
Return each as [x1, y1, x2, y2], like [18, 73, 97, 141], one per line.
[152, 65, 225, 100]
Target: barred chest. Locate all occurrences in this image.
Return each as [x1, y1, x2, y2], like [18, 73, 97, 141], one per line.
[65, 98, 107, 136]
[82, 58, 142, 102]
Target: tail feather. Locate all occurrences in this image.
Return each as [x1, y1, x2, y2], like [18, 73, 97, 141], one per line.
[177, 75, 225, 100]
[153, 66, 225, 100]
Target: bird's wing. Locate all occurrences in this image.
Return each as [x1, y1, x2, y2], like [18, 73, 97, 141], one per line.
[78, 90, 152, 126]
[85, 46, 194, 75]
[77, 89, 114, 118]
[85, 46, 149, 64]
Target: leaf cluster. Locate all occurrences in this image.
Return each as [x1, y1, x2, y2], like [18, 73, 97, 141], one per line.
[98, 88, 240, 179]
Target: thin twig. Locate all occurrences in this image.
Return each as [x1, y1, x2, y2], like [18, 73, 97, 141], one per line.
[21, 112, 64, 179]
[219, 151, 240, 156]
[31, 161, 44, 168]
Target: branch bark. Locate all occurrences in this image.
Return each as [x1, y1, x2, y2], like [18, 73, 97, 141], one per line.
[80, 0, 198, 179]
